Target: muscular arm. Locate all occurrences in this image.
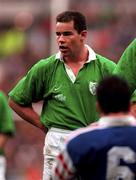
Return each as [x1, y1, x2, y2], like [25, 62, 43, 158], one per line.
[8, 97, 48, 134]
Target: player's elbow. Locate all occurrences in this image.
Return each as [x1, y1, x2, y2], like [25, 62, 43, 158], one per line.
[8, 97, 16, 109]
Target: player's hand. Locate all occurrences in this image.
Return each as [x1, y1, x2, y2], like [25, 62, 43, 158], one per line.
[41, 124, 48, 134]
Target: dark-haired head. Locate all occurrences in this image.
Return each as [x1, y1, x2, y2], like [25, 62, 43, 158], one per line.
[56, 11, 87, 34]
[96, 75, 131, 114]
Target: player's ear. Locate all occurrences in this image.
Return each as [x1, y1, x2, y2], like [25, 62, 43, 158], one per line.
[80, 30, 87, 41]
[96, 101, 105, 117]
[96, 101, 102, 114]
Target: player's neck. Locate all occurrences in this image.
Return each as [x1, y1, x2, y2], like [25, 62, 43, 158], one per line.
[101, 112, 130, 118]
[64, 47, 88, 76]
[64, 46, 88, 64]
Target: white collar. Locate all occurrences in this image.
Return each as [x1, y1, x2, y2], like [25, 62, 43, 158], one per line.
[67, 115, 136, 143]
[98, 115, 136, 127]
[55, 44, 96, 62]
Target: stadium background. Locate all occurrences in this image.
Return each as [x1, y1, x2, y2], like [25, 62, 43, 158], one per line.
[0, 0, 135, 179]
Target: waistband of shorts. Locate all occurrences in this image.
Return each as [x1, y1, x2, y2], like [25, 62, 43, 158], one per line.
[49, 127, 72, 134]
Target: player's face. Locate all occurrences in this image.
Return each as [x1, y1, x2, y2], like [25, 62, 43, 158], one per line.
[56, 20, 86, 59]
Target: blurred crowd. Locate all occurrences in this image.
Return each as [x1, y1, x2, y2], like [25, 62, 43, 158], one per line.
[6, 122, 44, 180]
[0, 1, 136, 94]
[0, 0, 135, 179]
[0, 13, 50, 94]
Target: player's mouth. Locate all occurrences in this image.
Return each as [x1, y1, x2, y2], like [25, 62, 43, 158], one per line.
[59, 46, 68, 52]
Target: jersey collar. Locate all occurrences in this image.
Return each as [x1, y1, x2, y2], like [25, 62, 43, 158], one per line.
[55, 44, 96, 62]
[98, 115, 136, 127]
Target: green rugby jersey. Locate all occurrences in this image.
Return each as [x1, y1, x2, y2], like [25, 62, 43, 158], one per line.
[0, 91, 15, 154]
[113, 39, 136, 102]
[9, 50, 116, 130]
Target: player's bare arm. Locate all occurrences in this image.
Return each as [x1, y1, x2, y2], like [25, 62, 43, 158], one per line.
[8, 97, 48, 134]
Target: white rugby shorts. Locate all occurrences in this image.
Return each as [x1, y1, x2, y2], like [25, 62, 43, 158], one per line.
[0, 156, 6, 180]
[43, 127, 71, 180]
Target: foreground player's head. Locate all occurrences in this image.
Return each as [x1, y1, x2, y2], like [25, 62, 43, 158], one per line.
[96, 75, 131, 114]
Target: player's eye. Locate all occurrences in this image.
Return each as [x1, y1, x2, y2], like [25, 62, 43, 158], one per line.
[63, 32, 72, 36]
[56, 32, 73, 37]
[56, 32, 61, 36]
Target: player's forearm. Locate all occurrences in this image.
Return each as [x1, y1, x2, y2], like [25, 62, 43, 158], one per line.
[8, 98, 48, 133]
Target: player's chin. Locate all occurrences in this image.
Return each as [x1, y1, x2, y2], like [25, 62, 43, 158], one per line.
[60, 50, 69, 56]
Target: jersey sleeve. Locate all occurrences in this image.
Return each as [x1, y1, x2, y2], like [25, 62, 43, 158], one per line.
[113, 39, 136, 93]
[131, 90, 136, 103]
[8, 60, 46, 106]
[0, 91, 15, 136]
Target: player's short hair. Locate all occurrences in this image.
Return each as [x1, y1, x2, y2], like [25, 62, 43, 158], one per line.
[56, 11, 87, 34]
[96, 75, 131, 114]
